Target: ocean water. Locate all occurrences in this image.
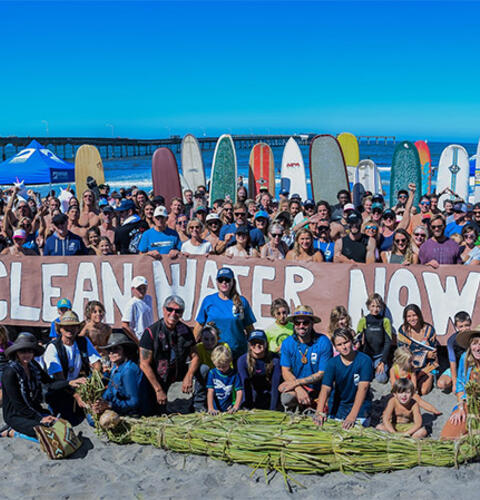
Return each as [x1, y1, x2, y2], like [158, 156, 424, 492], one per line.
[19, 139, 480, 203]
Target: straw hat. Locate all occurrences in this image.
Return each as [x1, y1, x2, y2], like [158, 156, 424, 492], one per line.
[5, 332, 44, 359]
[55, 310, 81, 332]
[456, 328, 480, 350]
[287, 305, 321, 324]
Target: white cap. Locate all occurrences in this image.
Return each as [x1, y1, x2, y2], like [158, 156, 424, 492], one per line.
[154, 205, 168, 218]
[343, 203, 355, 212]
[206, 213, 221, 222]
[131, 276, 148, 288]
[13, 228, 27, 239]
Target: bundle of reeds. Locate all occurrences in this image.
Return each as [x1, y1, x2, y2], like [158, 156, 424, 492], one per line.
[100, 382, 480, 480]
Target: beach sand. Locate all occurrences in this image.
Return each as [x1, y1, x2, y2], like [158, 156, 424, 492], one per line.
[2, 381, 480, 499]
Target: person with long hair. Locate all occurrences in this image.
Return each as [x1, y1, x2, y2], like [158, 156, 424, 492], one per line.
[237, 330, 281, 410]
[381, 228, 418, 264]
[361, 219, 381, 261]
[286, 228, 324, 262]
[194, 267, 256, 360]
[441, 328, 480, 439]
[79, 300, 112, 353]
[225, 225, 259, 258]
[98, 236, 114, 255]
[328, 306, 352, 341]
[79, 189, 100, 227]
[411, 224, 428, 256]
[397, 304, 438, 395]
[181, 219, 213, 255]
[175, 214, 189, 243]
[460, 225, 480, 264]
[86, 226, 102, 255]
[0, 229, 37, 256]
[260, 222, 288, 260]
[142, 201, 155, 229]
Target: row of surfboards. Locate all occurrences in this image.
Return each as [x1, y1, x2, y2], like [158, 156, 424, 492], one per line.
[73, 133, 480, 210]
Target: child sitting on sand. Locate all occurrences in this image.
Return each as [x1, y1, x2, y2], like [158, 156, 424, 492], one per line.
[207, 345, 243, 415]
[390, 347, 441, 415]
[79, 301, 112, 355]
[265, 298, 293, 353]
[377, 377, 427, 438]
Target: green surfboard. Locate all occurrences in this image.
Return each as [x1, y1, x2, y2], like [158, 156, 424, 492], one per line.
[390, 141, 421, 207]
[209, 134, 237, 204]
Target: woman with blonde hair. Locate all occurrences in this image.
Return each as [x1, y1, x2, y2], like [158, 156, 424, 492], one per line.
[286, 228, 323, 262]
[181, 218, 212, 255]
[381, 228, 418, 264]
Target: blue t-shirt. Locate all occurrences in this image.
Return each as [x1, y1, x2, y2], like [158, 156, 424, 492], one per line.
[23, 232, 39, 254]
[314, 240, 335, 262]
[138, 227, 181, 255]
[322, 351, 373, 420]
[280, 333, 333, 391]
[44, 232, 87, 256]
[445, 221, 467, 237]
[219, 223, 265, 248]
[206, 367, 243, 411]
[196, 293, 256, 358]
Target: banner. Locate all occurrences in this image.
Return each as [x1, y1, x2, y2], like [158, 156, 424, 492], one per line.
[1, 255, 478, 344]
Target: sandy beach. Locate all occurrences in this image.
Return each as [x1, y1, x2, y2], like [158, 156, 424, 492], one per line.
[2, 380, 480, 500]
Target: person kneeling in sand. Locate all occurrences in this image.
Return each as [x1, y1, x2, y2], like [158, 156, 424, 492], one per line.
[376, 378, 427, 439]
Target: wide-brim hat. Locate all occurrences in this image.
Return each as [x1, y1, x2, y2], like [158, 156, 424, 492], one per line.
[456, 329, 480, 350]
[55, 310, 81, 330]
[100, 332, 137, 351]
[6, 332, 44, 359]
[287, 305, 321, 324]
[273, 210, 292, 225]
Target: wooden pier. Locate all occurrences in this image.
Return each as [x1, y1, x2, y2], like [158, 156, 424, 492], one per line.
[0, 134, 396, 161]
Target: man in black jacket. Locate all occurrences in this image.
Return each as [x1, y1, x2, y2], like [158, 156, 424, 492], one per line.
[114, 199, 148, 254]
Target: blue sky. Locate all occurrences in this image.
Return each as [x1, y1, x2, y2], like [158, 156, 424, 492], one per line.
[0, 0, 479, 141]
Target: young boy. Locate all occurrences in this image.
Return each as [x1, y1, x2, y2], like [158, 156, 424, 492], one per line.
[49, 297, 73, 339]
[437, 311, 472, 393]
[121, 276, 153, 344]
[377, 377, 427, 439]
[265, 298, 293, 353]
[207, 345, 243, 415]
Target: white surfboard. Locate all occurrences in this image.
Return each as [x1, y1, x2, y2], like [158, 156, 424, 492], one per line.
[352, 160, 381, 207]
[181, 134, 205, 191]
[280, 137, 307, 200]
[475, 140, 480, 203]
[437, 144, 469, 209]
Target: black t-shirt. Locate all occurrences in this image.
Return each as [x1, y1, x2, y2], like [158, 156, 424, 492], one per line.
[114, 219, 148, 254]
[139, 319, 195, 385]
[341, 235, 368, 263]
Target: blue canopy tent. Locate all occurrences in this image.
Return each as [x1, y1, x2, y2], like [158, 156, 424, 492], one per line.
[0, 140, 74, 185]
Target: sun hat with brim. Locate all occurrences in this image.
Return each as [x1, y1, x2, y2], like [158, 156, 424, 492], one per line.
[287, 305, 321, 324]
[56, 310, 81, 328]
[273, 210, 292, 225]
[6, 332, 44, 359]
[100, 332, 137, 350]
[455, 329, 480, 350]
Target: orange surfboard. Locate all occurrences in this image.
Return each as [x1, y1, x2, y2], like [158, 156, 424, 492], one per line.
[414, 140, 432, 194]
[248, 142, 275, 198]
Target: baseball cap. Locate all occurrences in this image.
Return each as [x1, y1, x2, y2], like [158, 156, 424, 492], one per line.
[154, 205, 168, 218]
[206, 213, 221, 223]
[194, 205, 208, 214]
[152, 195, 165, 206]
[454, 203, 468, 213]
[303, 199, 315, 207]
[217, 267, 234, 280]
[254, 210, 270, 220]
[115, 199, 135, 212]
[346, 211, 362, 225]
[235, 225, 249, 234]
[343, 203, 355, 212]
[279, 188, 290, 196]
[248, 329, 268, 343]
[131, 276, 148, 288]
[57, 298, 72, 309]
[13, 229, 27, 239]
[382, 209, 395, 219]
[290, 193, 301, 201]
[372, 202, 384, 211]
[52, 213, 68, 226]
[372, 194, 384, 203]
[102, 205, 114, 213]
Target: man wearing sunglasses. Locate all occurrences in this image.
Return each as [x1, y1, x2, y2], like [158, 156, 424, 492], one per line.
[418, 214, 462, 267]
[279, 305, 332, 411]
[218, 202, 265, 249]
[469, 202, 480, 233]
[139, 295, 200, 415]
[407, 194, 431, 234]
[445, 203, 469, 237]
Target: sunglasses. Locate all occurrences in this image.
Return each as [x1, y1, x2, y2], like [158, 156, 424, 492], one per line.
[365, 225, 378, 231]
[420, 201, 431, 206]
[177, 220, 188, 225]
[217, 277, 232, 284]
[464, 234, 476, 239]
[250, 341, 265, 347]
[294, 319, 312, 326]
[414, 232, 426, 237]
[190, 225, 202, 230]
[234, 212, 246, 216]
[165, 306, 184, 315]
[395, 238, 407, 243]
[431, 224, 444, 229]
[398, 194, 408, 199]
[224, 208, 233, 212]
[271, 233, 283, 237]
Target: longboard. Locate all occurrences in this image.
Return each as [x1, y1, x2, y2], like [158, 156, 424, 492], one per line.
[338, 132, 359, 184]
[414, 140, 432, 195]
[280, 137, 307, 200]
[437, 144, 469, 209]
[152, 148, 182, 207]
[309, 134, 349, 205]
[390, 141, 422, 207]
[475, 139, 480, 203]
[181, 134, 205, 191]
[209, 134, 237, 205]
[352, 159, 381, 207]
[74, 145, 105, 197]
[248, 142, 275, 198]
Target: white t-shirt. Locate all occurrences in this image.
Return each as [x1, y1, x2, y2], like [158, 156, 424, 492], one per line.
[181, 239, 212, 255]
[43, 338, 101, 381]
[121, 295, 154, 339]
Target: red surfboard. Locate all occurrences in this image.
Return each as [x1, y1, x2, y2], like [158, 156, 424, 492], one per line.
[152, 148, 182, 207]
[248, 142, 275, 198]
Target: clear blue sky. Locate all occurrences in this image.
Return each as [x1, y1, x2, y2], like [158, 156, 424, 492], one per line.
[0, 0, 479, 141]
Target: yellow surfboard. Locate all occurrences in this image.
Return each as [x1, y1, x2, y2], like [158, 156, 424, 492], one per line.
[337, 132, 359, 167]
[75, 145, 105, 197]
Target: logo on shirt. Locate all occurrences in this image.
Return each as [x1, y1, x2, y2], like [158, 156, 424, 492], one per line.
[311, 352, 318, 363]
[354, 373, 360, 386]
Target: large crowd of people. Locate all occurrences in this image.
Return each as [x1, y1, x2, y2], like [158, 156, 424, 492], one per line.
[1, 178, 480, 444]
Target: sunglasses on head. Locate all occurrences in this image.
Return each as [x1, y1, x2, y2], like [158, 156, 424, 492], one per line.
[217, 277, 232, 284]
[165, 306, 184, 315]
